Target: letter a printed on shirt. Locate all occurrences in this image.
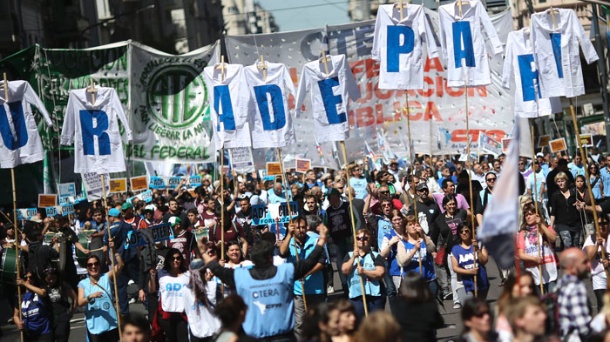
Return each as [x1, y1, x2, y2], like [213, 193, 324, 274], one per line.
[372, 4, 439, 90]
[531, 8, 598, 98]
[244, 61, 296, 149]
[203, 63, 252, 150]
[438, 0, 503, 87]
[61, 87, 132, 174]
[295, 54, 361, 143]
[0, 80, 53, 169]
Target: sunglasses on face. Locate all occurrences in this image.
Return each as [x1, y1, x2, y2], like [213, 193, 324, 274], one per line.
[172, 256, 183, 261]
[460, 230, 471, 234]
[356, 236, 369, 241]
[379, 191, 390, 194]
[23, 275, 34, 280]
[474, 311, 490, 318]
[87, 262, 100, 268]
[486, 178, 496, 182]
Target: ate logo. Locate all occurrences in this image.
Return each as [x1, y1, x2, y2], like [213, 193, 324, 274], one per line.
[147, 65, 208, 129]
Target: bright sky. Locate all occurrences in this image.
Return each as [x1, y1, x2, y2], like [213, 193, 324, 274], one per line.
[256, 0, 352, 32]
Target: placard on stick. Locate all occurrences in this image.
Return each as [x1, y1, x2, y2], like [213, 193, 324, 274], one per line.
[537, 135, 550, 149]
[266, 162, 282, 176]
[501, 138, 512, 154]
[579, 134, 593, 147]
[130, 176, 148, 192]
[295, 159, 311, 173]
[110, 178, 128, 193]
[549, 138, 567, 153]
[38, 194, 58, 208]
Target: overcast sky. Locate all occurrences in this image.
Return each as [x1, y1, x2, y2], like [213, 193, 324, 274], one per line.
[256, 0, 352, 32]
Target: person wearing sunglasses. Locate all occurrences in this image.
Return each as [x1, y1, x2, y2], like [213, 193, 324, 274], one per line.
[450, 225, 489, 304]
[349, 164, 368, 200]
[341, 228, 386, 320]
[77, 240, 124, 342]
[148, 248, 190, 342]
[12, 272, 53, 341]
[475, 172, 497, 227]
[458, 298, 497, 342]
[549, 172, 580, 250]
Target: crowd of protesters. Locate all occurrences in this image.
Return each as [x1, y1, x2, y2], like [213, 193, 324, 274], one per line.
[3, 150, 610, 341]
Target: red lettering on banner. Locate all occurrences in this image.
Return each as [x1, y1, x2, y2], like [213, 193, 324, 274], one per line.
[375, 86, 393, 100]
[424, 58, 444, 73]
[351, 59, 380, 79]
[451, 129, 506, 142]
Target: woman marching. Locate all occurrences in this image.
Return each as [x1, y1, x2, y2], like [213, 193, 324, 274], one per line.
[450, 224, 490, 303]
[149, 248, 190, 342]
[184, 259, 221, 342]
[13, 271, 54, 342]
[43, 267, 78, 342]
[77, 240, 124, 342]
[516, 208, 558, 294]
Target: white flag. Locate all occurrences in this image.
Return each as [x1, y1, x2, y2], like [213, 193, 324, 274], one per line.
[478, 122, 520, 268]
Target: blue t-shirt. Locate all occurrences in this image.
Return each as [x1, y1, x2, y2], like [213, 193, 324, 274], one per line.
[288, 233, 326, 295]
[78, 273, 118, 335]
[350, 177, 368, 200]
[21, 291, 52, 335]
[451, 244, 489, 292]
[402, 240, 436, 282]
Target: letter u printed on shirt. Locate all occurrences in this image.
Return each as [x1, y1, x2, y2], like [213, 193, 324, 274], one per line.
[203, 63, 252, 150]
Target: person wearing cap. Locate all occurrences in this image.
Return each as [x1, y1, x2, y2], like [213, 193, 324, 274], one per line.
[122, 202, 143, 230]
[166, 216, 199, 265]
[103, 207, 140, 316]
[199, 223, 329, 341]
[407, 183, 441, 243]
[536, 152, 550, 177]
[141, 204, 156, 229]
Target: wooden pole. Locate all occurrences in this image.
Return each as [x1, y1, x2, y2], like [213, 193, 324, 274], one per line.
[339, 141, 368, 317]
[404, 91, 423, 275]
[292, 242, 308, 312]
[101, 174, 122, 341]
[464, 84, 478, 297]
[530, 125, 544, 295]
[568, 100, 608, 280]
[87, 78, 97, 106]
[11, 168, 24, 342]
[3, 73, 8, 102]
[220, 149, 225, 262]
[276, 148, 294, 221]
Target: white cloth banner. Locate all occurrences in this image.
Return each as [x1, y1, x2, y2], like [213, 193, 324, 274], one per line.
[225, 10, 515, 166]
[129, 42, 218, 163]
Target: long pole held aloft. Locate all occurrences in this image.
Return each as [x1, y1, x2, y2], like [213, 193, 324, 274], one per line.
[404, 91, 422, 275]
[339, 141, 368, 317]
[101, 175, 123, 341]
[464, 84, 478, 297]
[530, 123, 544, 295]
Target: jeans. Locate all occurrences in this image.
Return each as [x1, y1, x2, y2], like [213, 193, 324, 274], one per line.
[116, 256, 140, 315]
[294, 294, 326, 339]
[535, 281, 556, 296]
[434, 262, 450, 295]
[447, 254, 460, 304]
[158, 312, 189, 342]
[54, 312, 71, 342]
[350, 295, 386, 321]
[331, 239, 352, 292]
[383, 260, 397, 297]
[456, 286, 489, 305]
[87, 329, 119, 342]
[557, 226, 580, 249]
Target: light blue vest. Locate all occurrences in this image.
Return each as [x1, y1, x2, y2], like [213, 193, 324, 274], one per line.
[288, 234, 325, 295]
[376, 216, 393, 250]
[235, 263, 295, 338]
[350, 177, 368, 200]
[78, 274, 118, 335]
[347, 251, 382, 298]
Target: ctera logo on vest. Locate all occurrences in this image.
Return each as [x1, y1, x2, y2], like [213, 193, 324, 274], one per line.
[252, 288, 280, 298]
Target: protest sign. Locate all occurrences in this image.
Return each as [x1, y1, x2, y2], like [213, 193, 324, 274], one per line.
[266, 162, 282, 176]
[579, 134, 593, 147]
[149, 176, 166, 190]
[168, 176, 182, 189]
[17, 208, 38, 221]
[139, 190, 153, 203]
[130, 176, 148, 192]
[479, 133, 502, 156]
[45, 206, 63, 217]
[110, 178, 128, 193]
[230, 147, 255, 173]
[82, 172, 110, 201]
[549, 138, 567, 153]
[61, 203, 75, 216]
[125, 223, 174, 248]
[58, 183, 76, 199]
[501, 138, 512, 154]
[38, 194, 58, 208]
[295, 159, 311, 173]
[537, 135, 550, 149]
[251, 202, 299, 225]
[189, 175, 202, 187]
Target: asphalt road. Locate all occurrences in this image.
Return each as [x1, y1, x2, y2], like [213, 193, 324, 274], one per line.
[0, 256, 601, 342]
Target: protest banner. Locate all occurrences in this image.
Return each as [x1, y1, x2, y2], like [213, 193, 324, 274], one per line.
[149, 176, 166, 190]
[168, 176, 182, 189]
[61, 203, 75, 216]
[251, 202, 299, 225]
[110, 178, 128, 193]
[130, 176, 148, 192]
[38, 194, 58, 208]
[230, 147, 255, 173]
[295, 159, 312, 173]
[17, 208, 39, 221]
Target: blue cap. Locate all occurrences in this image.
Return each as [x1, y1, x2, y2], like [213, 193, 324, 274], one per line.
[108, 208, 121, 217]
